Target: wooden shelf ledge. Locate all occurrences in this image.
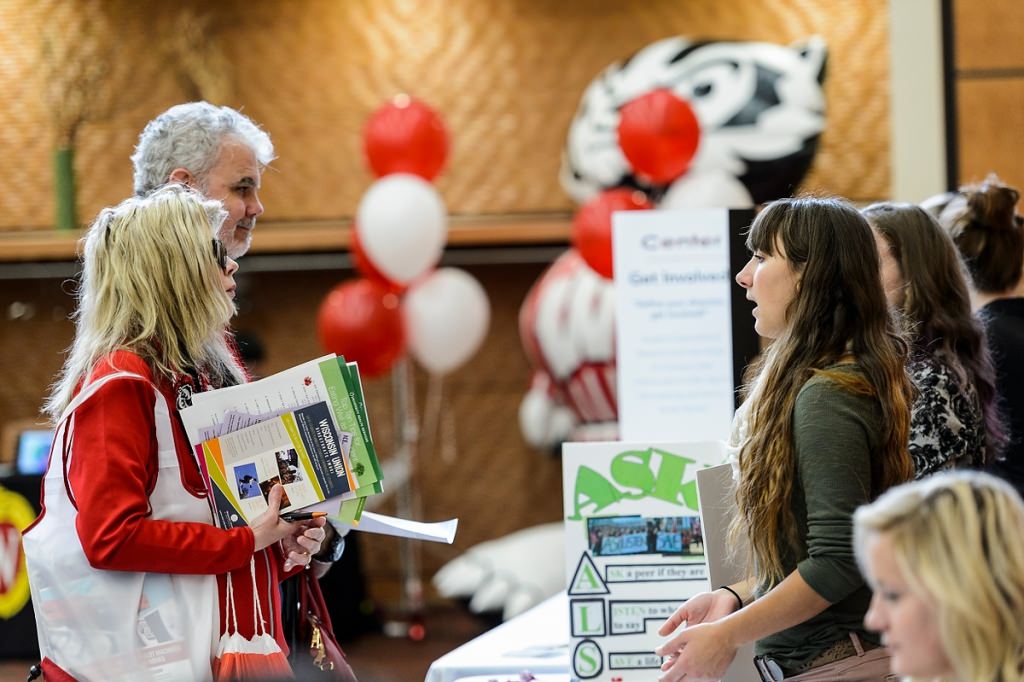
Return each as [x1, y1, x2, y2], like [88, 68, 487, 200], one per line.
[0, 213, 572, 262]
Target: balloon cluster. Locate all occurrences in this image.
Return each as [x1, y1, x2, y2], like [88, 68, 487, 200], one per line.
[317, 96, 490, 378]
[521, 74, 703, 446]
[570, 89, 697, 279]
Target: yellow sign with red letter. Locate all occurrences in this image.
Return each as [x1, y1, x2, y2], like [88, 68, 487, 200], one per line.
[0, 486, 36, 619]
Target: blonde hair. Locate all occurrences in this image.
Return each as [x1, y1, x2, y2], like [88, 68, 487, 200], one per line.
[854, 471, 1024, 682]
[45, 184, 244, 420]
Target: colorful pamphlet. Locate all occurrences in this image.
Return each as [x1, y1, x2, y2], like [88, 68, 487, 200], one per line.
[179, 354, 383, 528]
[199, 401, 353, 528]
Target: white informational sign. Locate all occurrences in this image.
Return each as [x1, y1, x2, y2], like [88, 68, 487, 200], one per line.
[612, 208, 740, 443]
[563, 440, 726, 681]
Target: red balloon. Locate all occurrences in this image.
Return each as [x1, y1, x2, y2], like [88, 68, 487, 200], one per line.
[363, 96, 449, 180]
[572, 189, 652, 279]
[317, 279, 405, 378]
[617, 88, 701, 184]
[350, 226, 407, 294]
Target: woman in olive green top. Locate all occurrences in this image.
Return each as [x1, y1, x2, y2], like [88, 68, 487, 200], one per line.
[657, 197, 915, 681]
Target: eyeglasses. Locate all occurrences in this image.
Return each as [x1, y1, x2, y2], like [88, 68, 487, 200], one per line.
[211, 239, 228, 272]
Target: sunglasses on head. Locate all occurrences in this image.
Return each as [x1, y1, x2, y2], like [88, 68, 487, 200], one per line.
[211, 239, 228, 271]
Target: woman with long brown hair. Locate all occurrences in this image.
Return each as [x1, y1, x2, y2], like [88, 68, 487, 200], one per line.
[926, 176, 1024, 496]
[656, 197, 914, 681]
[863, 202, 1002, 477]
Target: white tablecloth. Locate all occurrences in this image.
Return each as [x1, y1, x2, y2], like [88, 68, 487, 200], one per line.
[450, 671, 573, 675]
[425, 591, 570, 682]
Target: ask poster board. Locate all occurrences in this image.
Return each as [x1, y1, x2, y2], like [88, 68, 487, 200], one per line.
[563, 440, 726, 681]
[612, 208, 758, 442]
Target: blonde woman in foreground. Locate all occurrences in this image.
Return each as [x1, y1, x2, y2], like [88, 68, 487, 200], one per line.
[22, 185, 324, 680]
[854, 470, 1024, 681]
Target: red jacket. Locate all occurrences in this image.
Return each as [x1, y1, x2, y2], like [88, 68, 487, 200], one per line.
[67, 351, 302, 656]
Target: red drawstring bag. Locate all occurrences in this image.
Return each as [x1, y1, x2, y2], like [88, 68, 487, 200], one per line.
[213, 560, 294, 681]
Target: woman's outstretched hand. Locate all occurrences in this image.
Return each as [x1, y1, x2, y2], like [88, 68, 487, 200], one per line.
[655, 589, 743, 682]
[658, 589, 739, 638]
[656, 620, 740, 682]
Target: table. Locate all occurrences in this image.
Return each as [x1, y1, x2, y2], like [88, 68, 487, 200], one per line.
[425, 591, 570, 682]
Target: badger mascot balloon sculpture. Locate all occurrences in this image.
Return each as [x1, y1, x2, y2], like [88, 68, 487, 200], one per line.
[526, 35, 827, 449]
[434, 36, 828, 620]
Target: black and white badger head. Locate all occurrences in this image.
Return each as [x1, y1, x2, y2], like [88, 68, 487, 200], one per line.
[560, 36, 828, 208]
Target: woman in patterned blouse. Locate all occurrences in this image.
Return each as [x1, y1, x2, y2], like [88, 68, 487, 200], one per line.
[863, 202, 1004, 476]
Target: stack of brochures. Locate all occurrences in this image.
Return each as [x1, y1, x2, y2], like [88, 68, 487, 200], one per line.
[179, 355, 383, 529]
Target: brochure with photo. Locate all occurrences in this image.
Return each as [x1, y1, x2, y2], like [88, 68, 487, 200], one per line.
[180, 354, 383, 526]
[135, 574, 192, 680]
[178, 354, 457, 540]
[200, 400, 353, 528]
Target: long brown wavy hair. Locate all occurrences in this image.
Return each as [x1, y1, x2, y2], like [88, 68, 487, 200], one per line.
[864, 202, 1005, 462]
[734, 197, 914, 588]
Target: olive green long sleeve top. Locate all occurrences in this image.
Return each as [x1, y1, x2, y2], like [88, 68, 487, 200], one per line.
[754, 366, 884, 672]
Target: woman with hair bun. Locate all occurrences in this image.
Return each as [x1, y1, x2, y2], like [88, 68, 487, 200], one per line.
[862, 202, 1003, 476]
[854, 470, 1024, 681]
[926, 175, 1024, 494]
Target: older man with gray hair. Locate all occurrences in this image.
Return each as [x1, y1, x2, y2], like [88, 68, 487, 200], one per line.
[131, 101, 274, 258]
[131, 103, 352, 565]
[128, 101, 361, 678]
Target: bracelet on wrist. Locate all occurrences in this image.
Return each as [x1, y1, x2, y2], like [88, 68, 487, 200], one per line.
[720, 584, 744, 611]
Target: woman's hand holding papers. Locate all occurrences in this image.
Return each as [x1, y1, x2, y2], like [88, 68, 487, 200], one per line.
[251, 485, 327, 569]
[281, 519, 328, 572]
[251, 484, 294, 551]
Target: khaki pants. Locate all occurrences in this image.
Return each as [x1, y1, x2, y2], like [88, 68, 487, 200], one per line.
[785, 647, 895, 681]
[755, 634, 897, 682]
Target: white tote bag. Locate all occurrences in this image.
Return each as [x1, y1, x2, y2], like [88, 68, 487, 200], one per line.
[23, 371, 219, 681]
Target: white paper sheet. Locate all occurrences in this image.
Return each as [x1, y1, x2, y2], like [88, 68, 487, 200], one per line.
[336, 511, 458, 544]
[179, 355, 337, 445]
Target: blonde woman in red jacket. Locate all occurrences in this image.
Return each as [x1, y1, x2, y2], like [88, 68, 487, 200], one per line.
[24, 185, 325, 681]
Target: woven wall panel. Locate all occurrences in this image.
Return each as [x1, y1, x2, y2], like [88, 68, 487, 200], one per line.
[1, 0, 888, 232]
[0, 3, 57, 228]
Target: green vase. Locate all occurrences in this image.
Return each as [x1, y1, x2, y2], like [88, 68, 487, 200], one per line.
[54, 146, 77, 231]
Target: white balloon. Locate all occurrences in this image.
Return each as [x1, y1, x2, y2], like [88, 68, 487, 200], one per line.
[356, 173, 448, 284]
[659, 168, 753, 209]
[403, 268, 490, 374]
